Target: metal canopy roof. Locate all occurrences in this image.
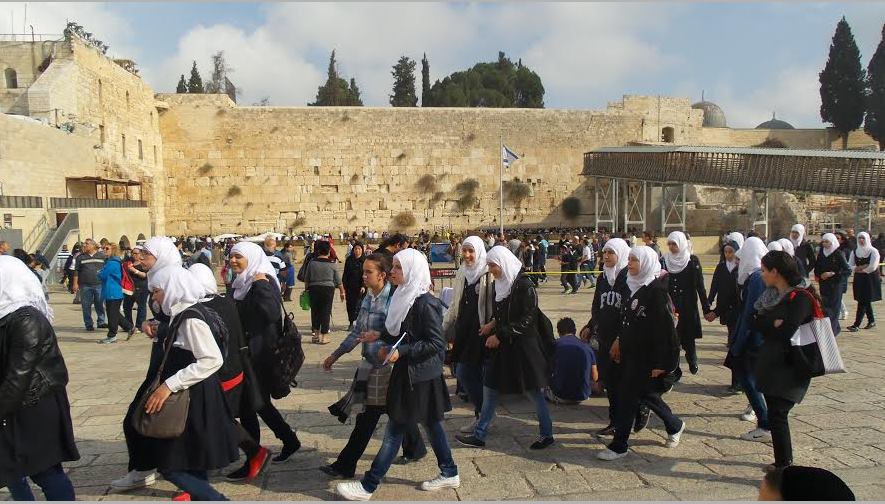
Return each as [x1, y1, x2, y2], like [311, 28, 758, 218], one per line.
[583, 146, 885, 198]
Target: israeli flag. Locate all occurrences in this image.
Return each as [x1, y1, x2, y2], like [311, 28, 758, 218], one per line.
[502, 144, 520, 167]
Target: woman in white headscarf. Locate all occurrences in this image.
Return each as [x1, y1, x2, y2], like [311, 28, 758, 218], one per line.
[0, 256, 79, 500]
[136, 266, 239, 501]
[597, 246, 684, 462]
[767, 241, 783, 252]
[584, 237, 631, 436]
[141, 236, 183, 282]
[813, 233, 851, 335]
[726, 231, 745, 250]
[708, 238, 742, 394]
[662, 231, 710, 375]
[455, 246, 554, 451]
[336, 248, 458, 501]
[441, 236, 495, 430]
[776, 239, 795, 258]
[789, 224, 816, 279]
[847, 231, 881, 332]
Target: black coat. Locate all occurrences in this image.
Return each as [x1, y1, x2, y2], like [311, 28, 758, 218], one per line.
[342, 255, 365, 293]
[852, 255, 882, 303]
[752, 290, 814, 404]
[708, 263, 740, 327]
[813, 251, 850, 301]
[620, 279, 680, 376]
[235, 279, 282, 389]
[663, 255, 710, 341]
[589, 268, 629, 348]
[383, 293, 447, 384]
[794, 241, 817, 278]
[485, 275, 548, 394]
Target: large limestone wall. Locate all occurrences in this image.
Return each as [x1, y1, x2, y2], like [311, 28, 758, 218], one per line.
[159, 94, 645, 235]
[698, 127, 878, 150]
[0, 39, 62, 115]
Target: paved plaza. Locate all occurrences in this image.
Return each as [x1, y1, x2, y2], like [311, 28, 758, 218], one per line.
[5, 265, 885, 501]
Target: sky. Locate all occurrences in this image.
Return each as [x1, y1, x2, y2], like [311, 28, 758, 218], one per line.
[3, 2, 885, 128]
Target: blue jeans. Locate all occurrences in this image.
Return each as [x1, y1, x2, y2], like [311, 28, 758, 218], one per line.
[360, 420, 457, 493]
[79, 284, 106, 328]
[474, 386, 553, 441]
[161, 470, 227, 501]
[455, 363, 484, 416]
[735, 351, 769, 429]
[6, 464, 75, 500]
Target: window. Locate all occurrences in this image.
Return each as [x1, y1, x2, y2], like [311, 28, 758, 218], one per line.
[661, 127, 675, 143]
[4, 68, 17, 89]
[99, 124, 105, 144]
[121, 134, 126, 158]
[138, 139, 143, 160]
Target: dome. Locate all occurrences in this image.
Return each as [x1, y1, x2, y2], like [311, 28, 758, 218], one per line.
[691, 100, 727, 128]
[756, 112, 794, 130]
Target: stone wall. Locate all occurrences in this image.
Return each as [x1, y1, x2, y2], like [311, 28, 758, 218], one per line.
[698, 127, 878, 150]
[0, 39, 62, 115]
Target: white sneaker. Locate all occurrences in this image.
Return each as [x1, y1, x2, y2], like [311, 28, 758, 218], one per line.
[420, 474, 461, 491]
[740, 405, 757, 422]
[597, 448, 628, 461]
[336, 481, 373, 501]
[110, 470, 157, 491]
[459, 420, 478, 434]
[666, 421, 686, 448]
[740, 427, 772, 442]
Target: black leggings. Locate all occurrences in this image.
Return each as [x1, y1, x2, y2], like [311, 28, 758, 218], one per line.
[309, 286, 335, 334]
[764, 394, 796, 467]
[105, 298, 133, 338]
[854, 302, 875, 326]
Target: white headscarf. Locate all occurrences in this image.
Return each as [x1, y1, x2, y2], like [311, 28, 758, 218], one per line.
[144, 236, 182, 287]
[664, 231, 691, 274]
[854, 232, 875, 259]
[626, 246, 661, 296]
[0, 255, 53, 322]
[726, 231, 745, 250]
[790, 224, 806, 248]
[230, 241, 280, 301]
[723, 241, 739, 273]
[821, 233, 839, 258]
[486, 245, 525, 302]
[767, 241, 783, 252]
[777, 238, 795, 257]
[385, 248, 431, 336]
[602, 238, 631, 286]
[189, 263, 218, 298]
[460, 235, 488, 286]
[149, 264, 204, 317]
[736, 236, 768, 286]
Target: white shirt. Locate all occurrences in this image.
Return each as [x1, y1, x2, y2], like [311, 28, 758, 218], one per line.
[163, 311, 223, 393]
[581, 246, 593, 262]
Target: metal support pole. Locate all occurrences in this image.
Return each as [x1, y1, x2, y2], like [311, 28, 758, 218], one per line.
[595, 177, 617, 232]
[660, 183, 687, 232]
[750, 190, 770, 239]
[623, 180, 647, 233]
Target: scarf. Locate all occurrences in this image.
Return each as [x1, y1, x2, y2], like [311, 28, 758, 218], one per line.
[188, 263, 218, 298]
[754, 285, 794, 315]
[486, 245, 525, 302]
[736, 236, 768, 286]
[726, 231, 745, 250]
[723, 240, 740, 273]
[664, 231, 690, 274]
[626, 245, 661, 296]
[821, 233, 838, 258]
[149, 264, 204, 317]
[144, 236, 183, 288]
[0, 255, 53, 323]
[230, 241, 280, 301]
[385, 248, 431, 336]
[790, 224, 806, 248]
[854, 231, 875, 259]
[602, 238, 630, 286]
[767, 241, 783, 252]
[776, 238, 795, 257]
[461, 235, 488, 286]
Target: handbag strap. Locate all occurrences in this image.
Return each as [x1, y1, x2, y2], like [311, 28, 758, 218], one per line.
[151, 317, 183, 388]
[789, 289, 825, 319]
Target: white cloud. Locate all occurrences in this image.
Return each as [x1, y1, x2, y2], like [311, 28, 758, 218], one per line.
[713, 67, 824, 129]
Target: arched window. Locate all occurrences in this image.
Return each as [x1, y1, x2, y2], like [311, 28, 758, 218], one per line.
[661, 126, 675, 143]
[4, 68, 17, 89]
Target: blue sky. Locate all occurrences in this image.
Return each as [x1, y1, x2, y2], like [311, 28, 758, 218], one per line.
[4, 2, 885, 127]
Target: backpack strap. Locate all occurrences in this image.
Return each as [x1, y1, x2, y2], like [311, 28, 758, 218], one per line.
[789, 289, 824, 319]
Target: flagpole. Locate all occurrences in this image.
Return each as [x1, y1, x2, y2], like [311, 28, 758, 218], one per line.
[499, 133, 504, 239]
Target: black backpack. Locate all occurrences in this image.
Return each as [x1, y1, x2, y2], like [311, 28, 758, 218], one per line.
[296, 253, 313, 282]
[268, 302, 305, 399]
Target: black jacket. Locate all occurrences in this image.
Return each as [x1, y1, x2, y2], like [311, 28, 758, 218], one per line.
[813, 250, 850, 299]
[0, 307, 69, 418]
[235, 279, 282, 388]
[752, 289, 814, 404]
[620, 279, 679, 374]
[794, 241, 816, 277]
[589, 268, 629, 348]
[663, 255, 710, 341]
[383, 293, 446, 384]
[708, 262, 739, 326]
[342, 255, 365, 292]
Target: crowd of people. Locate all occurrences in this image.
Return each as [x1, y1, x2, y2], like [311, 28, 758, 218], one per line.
[0, 221, 879, 501]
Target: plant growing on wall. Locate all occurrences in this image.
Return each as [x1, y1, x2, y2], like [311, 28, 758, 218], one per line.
[226, 185, 242, 198]
[392, 211, 417, 229]
[503, 178, 531, 205]
[561, 197, 582, 219]
[291, 217, 307, 228]
[415, 174, 438, 193]
[454, 178, 480, 211]
[198, 163, 213, 175]
[63, 22, 109, 54]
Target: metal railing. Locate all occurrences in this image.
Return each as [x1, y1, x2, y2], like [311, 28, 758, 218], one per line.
[43, 212, 79, 273]
[50, 198, 147, 209]
[22, 213, 49, 252]
[0, 195, 43, 208]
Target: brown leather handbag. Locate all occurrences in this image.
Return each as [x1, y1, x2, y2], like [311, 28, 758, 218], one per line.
[131, 327, 190, 439]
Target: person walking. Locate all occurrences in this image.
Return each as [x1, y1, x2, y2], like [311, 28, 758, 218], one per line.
[0, 256, 79, 500]
[789, 224, 816, 280]
[846, 232, 881, 332]
[97, 244, 134, 344]
[662, 231, 711, 375]
[336, 249, 458, 500]
[706, 239, 742, 394]
[342, 242, 366, 331]
[813, 233, 851, 336]
[122, 246, 149, 339]
[72, 239, 107, 331]
[303, 240, 345, 344]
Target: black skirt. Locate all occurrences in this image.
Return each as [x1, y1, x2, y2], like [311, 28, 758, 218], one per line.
[853, 272, 882, 304]
[386, 362, 451, 426]
[0, 388, 79, 487]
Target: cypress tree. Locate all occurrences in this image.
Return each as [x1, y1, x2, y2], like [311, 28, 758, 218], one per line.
[865, 23, 885, 150]
[175, 74, 187, 93]
[310, 50, 342, 106]
[421, 53, 432, 107]
[819, 17, 866, 149]
[347, 78, 363, 106]
[187, 61, 204, 93]
[390, 56, 418, 107]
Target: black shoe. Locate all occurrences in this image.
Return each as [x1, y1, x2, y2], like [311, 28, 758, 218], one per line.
[225, 464, 249, 482]
[85, 326, 95, 332]
[319, 464, 353, 479]
[689, 362, 699, 375]
[393, 454, 425, 465]
[846, 325, 860, 333]
[530, 437, 555, 450]
[272, 439, 301, 463]
[634, 405, 651, 433]
[864, 322, 876, 330]
[97, 323, 108, 329]
[455, 434, 486, 448]
[595, 424, 617, 437]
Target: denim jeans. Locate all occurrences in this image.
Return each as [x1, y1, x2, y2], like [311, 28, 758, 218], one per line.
[79, 284, 106, 328]
[360, 420, 457, 493]
[735, 351, 769, 429]
[474, 386, 553, 441]
[455, 362, 484, 416]
[6, 464, 75, 501]
[123, 289, 149, 329]
[161, 470, 228, 501]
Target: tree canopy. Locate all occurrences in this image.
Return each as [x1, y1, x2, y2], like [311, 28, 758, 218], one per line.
[424, 52, 544, 108]
[390, 56, 418, 107]
[865, 23, 885, 150]
[310, 50, 363, 106]
[819, 17, 866, 148]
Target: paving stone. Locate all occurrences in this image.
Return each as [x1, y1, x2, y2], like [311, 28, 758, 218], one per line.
[454, 472, 535, 500]
[524, 469, 592, 496]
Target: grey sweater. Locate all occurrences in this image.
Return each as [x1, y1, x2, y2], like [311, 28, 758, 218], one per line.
[304, 259, 341, 288]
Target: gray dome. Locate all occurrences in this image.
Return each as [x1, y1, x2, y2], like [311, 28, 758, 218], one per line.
[756, 113, 794, 130]
[691, 100, 727, 128]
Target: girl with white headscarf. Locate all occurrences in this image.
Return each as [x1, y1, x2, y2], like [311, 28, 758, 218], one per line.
[847, 231, 881, 331]
[736, 237, 769, 287]
[0, 256, 79, 500]
[230, 241, 280, 301]
[597, 245, 684, 462]
[789, 224, 816, 279]
[776, 239, 795, 257]
[454, 246, 554, 451]
[767, 241, 783, 252]
[708, 239, 742, 393]
[138, 266, 239, 500]
[337, 248, 458, 500]
[663, 231, 710, 375]
[142, 236, 182, 283]
[441, 236, 495, 427]
[726, 231, 745, 250]
[813, 233, 851, 335]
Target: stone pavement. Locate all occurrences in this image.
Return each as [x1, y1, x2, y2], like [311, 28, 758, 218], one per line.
[4, 270, 885, 501]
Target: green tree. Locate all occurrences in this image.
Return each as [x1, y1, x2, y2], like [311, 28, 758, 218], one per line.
[205, 51, 231, 93]
[421, 52, 432, 107]
[865, 23, 885, 150]
[347, 78, 363, 106]
[390, 56, 418, 107]
[819, 17, 866, 149]
[426, 51, 544, 108]
[175, 74, 187, 93]
[187, 61, 204, 93]
[310, 51, 363, 106]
